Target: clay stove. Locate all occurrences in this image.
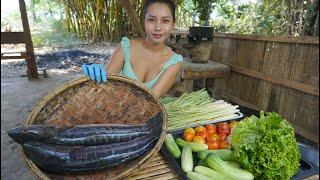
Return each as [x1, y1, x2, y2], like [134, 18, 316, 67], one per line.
[188, 26, 214, 63]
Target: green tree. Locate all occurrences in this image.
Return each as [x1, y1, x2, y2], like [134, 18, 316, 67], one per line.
[303, 0, 319, 36]
[192, 0, 215, 25]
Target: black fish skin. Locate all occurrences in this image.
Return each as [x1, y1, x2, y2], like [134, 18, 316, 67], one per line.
[52, 124, 150, 146]
[7, 125, 58, 145]
[8, 112, 162, 146]
[23, 135, 157, 173]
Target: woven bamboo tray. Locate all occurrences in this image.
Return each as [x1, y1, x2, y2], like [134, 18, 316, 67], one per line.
[127, 152, 179, 180]
[22, 75, 168, 180]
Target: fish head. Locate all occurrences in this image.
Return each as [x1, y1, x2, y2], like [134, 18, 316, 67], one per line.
[8, 125, 56, 144]
[23, 142, 42, 153]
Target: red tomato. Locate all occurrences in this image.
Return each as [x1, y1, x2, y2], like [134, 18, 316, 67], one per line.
[184, 127, 195, 134]
[220, 140, 228, 149]
[206, 133, 220, 143]
[196, 131, 207, 140]
[195, 126, 206, 133]
[218, 133, 228, 141]
[217, 122, 231, 135]
[208, 142, 220, 149]
[193, 135, 206, 144]
[205, 124, 216, 135]
[183, 128, 195, 142]
[183, 132, 195, 142]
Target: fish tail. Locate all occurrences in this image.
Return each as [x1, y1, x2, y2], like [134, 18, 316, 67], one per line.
[146, 112, 163, 136]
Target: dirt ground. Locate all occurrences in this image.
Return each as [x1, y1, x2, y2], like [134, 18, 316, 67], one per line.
[1, 44, 318, 180]
[1, 44, 115, 180]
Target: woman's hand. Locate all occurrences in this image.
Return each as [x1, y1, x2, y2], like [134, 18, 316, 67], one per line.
[82, 63, 107, 83]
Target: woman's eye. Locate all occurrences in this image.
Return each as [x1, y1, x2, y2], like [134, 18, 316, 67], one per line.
[163, 19, 170, 23]
[148, 18, 155, 22]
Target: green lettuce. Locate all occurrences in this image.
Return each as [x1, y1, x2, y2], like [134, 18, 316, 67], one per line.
[229, 111, 300, 179]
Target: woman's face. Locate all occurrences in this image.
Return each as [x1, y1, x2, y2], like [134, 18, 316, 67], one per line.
[144, 3, 174, 45]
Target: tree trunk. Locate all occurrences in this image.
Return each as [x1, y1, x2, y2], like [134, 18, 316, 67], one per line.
[285, 0, 293, 35]
[204, 0, 211, 26]
[119, 0, 145, 37]
[314, 12, 319, 36]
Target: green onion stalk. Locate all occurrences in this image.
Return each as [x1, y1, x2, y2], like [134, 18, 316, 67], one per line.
[161, 89, 240, 131]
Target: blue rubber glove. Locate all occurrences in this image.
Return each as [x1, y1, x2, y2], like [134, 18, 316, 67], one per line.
[82, 63, 107, 83]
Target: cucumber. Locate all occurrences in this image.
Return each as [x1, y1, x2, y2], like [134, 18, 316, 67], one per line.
[175, 138, 208, 152]
[194, 166, 233, 180]
[186, 171, 212, 180]
[225, 161, 241, 168]
[197, 159, 208, 167]
[181, 146, 193, 173]
[197, 149, 233, 160]
[164, 133, 181, 159]
[206, 154, 254, 180]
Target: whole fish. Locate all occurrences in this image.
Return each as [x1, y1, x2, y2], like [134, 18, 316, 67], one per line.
[23, 135, 157, 173]
[8, 112, 162, 146]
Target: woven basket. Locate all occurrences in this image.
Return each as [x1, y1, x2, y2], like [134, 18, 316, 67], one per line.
[22, 75, 168, 180]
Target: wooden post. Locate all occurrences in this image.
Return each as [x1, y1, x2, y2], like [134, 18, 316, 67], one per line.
[19, 0, 38, 79]
[183, 79, 194, 92]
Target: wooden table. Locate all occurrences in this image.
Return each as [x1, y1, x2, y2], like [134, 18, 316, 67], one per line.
[180, 59, 230, 92]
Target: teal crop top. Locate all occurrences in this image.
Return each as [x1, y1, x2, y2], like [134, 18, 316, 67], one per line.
[120, 37, 183, 89]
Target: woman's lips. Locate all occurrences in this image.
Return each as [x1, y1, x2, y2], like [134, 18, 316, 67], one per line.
[152, 34, 162, 39]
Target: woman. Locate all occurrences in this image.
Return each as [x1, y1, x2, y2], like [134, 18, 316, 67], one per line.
[82, 0, 183, 98]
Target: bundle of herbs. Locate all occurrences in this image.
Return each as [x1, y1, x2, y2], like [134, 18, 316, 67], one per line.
[161, 89, 240, 131]
[229, 111, 301, 179]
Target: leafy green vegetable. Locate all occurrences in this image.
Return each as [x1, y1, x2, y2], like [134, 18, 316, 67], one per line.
[229, 111, 300, 179]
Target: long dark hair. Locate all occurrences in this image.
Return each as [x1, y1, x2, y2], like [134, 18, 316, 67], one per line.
[143, 0, 176, 22]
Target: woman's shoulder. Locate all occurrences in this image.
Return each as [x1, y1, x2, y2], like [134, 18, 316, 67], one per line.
[121, 36, 141, 45]
[120, 37, 144, 50]
[166, 46, 183, 62]
[120, 37, 131, 49]
[130, 38, 144, 46]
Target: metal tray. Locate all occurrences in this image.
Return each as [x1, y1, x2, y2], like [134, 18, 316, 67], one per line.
[161, 129, 319, 180]
[168, 112, 243, 133]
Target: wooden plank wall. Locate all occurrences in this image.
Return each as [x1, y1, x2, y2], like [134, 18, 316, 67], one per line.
[210, 33, 319, 143]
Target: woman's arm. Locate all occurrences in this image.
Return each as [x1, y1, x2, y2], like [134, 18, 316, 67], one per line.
[106, 45, 125, 74]
[151, 63, 182, 98]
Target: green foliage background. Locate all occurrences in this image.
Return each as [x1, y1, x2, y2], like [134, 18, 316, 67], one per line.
[1, 0, 318, 47]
